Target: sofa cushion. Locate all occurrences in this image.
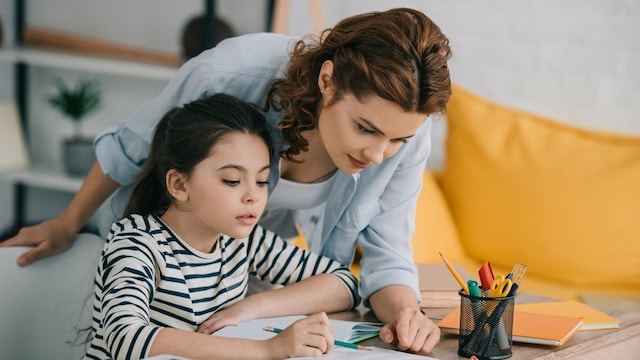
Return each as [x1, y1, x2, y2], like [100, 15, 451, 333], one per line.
[412, 170, 465, 263]
[440, 85, 640, 295]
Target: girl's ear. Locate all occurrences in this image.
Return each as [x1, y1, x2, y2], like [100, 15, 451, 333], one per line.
[166, 169, 189, 202]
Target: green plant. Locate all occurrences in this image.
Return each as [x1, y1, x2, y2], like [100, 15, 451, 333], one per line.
[47, 77, 102, 140]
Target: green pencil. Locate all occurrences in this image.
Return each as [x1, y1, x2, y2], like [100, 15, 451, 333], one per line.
[262, 326, 372, 351]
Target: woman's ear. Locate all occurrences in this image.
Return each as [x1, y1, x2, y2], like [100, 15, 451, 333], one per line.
[166, 169, 189, 202]
[318, 60, 334, 95]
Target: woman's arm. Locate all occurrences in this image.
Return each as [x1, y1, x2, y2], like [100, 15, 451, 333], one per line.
[0, 163, 119, 266]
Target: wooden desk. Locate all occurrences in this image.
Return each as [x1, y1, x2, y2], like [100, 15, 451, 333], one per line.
[333, 295, 640, 360]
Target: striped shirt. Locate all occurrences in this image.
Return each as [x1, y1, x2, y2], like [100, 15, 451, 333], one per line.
[84, 213, 359, 360]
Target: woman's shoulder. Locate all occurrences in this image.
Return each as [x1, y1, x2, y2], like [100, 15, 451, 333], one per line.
[207, 32, 299, 71]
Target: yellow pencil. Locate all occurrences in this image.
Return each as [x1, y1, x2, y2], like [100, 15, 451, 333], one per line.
[439, 251, 470, 295]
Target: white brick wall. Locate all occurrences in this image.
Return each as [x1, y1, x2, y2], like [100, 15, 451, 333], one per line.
[290, 0, 640, 168]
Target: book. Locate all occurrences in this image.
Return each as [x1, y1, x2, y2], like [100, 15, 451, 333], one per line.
[515, 300, 620, 331]
[0, 102, 29, 171]
[437, 307, 584, 346]
[213, 315, 437, 359]
[417, 262, 475, 308]
[214, 315, 382, 343]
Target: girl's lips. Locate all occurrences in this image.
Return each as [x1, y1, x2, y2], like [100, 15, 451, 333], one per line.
[348, 155, 368, 169]
[236, 213, 257, 225]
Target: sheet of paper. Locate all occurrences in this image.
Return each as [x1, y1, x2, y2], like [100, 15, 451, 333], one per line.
[294, 346, 438, 359]
[214, 315, 381, 343]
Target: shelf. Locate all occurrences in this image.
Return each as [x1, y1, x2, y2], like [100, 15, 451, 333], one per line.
[0, 47, 177, 81]
[0, 163, 83, 193]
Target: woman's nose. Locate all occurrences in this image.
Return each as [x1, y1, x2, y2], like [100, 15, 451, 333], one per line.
[363, 142, 385, 165]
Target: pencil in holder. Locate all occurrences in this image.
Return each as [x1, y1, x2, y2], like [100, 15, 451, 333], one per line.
[457, 290, 515, 360]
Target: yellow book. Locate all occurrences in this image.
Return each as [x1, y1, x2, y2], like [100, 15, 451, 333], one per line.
[515, 300, 620, 331]
[438, 307, 583, 346]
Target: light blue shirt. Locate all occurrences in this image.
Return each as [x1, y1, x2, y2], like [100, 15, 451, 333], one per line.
[94, 32, 432, 305]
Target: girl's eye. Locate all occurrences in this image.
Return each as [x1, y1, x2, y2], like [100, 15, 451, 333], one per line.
[223, 180, 240, 186]
[257, 181, 270, 187]
[357, 124, 375, 134]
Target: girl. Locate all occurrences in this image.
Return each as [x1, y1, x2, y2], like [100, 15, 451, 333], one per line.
[7, 8, 451, 354]
[83, 94, 359, 360]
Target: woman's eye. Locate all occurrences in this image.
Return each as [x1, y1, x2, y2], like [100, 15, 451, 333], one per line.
[223, 179, 240, 186]
[357, 124, 375, 134]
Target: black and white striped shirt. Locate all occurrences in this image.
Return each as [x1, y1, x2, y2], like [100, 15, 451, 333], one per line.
[84, 213, 359, 360]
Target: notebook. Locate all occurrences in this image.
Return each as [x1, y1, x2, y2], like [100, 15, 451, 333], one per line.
[417, 262, 474, 308]
[515, 300, 620, 331]
[437, 307, 583, 346]
[214, 315, 382, 343]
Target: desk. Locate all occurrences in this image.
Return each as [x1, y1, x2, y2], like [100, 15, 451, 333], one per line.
[334, 294, 640, 360]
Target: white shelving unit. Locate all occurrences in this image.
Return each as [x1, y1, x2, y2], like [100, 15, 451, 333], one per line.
[0, 42, 177, 233]
[0, 47, 177, 195]
[0, 47, 176, 81]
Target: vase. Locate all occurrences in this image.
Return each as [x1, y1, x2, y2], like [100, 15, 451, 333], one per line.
[62, 138, 95, 176]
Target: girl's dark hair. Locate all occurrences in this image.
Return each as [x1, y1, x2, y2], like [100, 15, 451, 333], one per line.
[266, 7, 452, 160]
[123, 93, 272, 217]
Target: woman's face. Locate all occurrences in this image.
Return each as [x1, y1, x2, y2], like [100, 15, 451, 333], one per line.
[317, 92, 427, 174]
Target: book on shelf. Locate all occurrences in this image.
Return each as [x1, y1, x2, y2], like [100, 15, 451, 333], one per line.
[417, 262, 474, 308]
[437, 307, 584, 346]
[515, 300, 620, 331]
[0, 102, 29, 171]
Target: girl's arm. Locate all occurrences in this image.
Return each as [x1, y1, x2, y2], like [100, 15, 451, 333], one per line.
[151, 312, 335, 360]
[198, 227, 359, 333]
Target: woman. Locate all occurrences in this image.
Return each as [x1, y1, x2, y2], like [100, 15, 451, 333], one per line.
[3, 7, 451, 355]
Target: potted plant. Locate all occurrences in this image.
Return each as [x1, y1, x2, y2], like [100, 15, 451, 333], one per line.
[47, 77, 102, 176]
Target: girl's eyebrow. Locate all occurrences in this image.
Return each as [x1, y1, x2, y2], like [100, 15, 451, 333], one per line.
[218, 164, 271, 172]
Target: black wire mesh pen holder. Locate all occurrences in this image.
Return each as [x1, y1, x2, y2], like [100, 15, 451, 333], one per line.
[458, 290, 515, 360]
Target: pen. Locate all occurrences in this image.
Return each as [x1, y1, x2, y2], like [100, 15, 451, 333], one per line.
[262, 326, 372, 351]
[439, 251, 470, 295]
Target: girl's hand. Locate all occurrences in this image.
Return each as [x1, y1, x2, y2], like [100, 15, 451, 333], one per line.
[197, 300, 256, 334]
[378, 307, 440, 355]
[264, 312, 334, 359]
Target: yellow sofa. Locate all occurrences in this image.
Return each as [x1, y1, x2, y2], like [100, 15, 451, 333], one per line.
[412, 85, 640, 310]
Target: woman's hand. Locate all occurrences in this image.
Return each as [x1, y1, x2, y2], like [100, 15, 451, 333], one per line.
[0, 218, 77, 267]
[264, 312, 335, 359]
[378, 307, 441, 355]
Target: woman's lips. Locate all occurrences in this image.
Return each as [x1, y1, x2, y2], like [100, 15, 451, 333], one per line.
[348, 155, 368, 169]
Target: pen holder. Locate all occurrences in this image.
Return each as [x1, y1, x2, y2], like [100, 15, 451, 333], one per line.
[458, 290, 515, 360]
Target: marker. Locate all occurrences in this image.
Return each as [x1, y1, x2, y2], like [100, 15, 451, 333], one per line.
[467, 280, 482, 298]
[262, 326, 372, 351]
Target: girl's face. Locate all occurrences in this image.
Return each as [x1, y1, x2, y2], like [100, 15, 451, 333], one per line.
[317, 92, 426, 174]
[179, 132, 270, 240]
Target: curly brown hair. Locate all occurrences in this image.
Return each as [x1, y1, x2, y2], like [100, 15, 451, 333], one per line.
[266, 7, 452, 161]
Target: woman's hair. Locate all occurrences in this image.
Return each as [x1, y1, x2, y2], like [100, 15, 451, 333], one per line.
[123, 93, 273, 217]
[267, 7, 452, 160]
